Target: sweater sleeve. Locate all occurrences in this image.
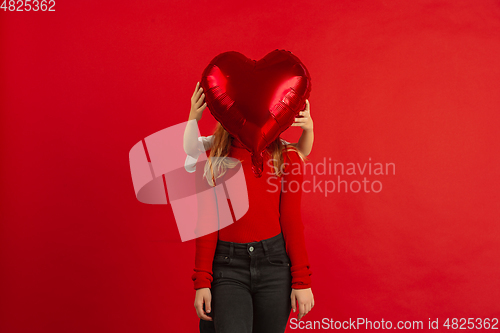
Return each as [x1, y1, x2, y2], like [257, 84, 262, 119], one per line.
[279, 149, 313, 289]
[184, 135, 214, 173]
[191, 229, 218, 290]
[191, 166, 219, 290]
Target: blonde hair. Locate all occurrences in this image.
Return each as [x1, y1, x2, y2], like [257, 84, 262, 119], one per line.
[204, 123, 305, 186]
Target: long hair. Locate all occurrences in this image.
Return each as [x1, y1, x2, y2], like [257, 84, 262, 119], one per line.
[204, 123, 305, 186]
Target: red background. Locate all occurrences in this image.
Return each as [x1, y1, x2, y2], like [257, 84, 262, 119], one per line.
[1, 0, 500, 332]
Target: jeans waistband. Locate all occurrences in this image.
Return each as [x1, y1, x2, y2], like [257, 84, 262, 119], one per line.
[215, 232, 286, 257]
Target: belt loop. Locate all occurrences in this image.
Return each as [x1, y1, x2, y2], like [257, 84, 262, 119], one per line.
[262, 239, 269, 256]
[229, 243, 234, 257]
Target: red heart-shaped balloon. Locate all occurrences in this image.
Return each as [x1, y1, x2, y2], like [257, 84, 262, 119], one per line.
[200, 49, 311, 177]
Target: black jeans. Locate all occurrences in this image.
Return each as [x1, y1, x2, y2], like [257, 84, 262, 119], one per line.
[199, 232, 292, 333]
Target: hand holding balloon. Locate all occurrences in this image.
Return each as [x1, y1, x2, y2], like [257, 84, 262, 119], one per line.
[289, 99, 315, 156]
[184, 82, 208, 157]
[189, 81, 207, 122]
[292, 99, 313, 131]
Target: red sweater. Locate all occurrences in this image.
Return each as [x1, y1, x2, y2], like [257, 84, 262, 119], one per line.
[191, 139, 312, 290]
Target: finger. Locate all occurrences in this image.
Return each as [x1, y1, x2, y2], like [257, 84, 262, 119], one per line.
[205, 296, 212, 314]
[291, 294, 297, 313]
[193, 82, 202, 99]
[301, 100, 309, 111]
[194, 93, 205, 108]
[298, 302, 306, 320]
[291, 123, 301, 126]
[195, 304, 206, 319]
[302, 305, 310, 319]
[301, 306, 309, 320]
[192, 82, 199, 97]
[294, 117, 306, 123]
[299, 111, 310, 117]
[194, 99, 203, 109]
[197, 87, 204, 99]
[199, 312, 213, 321]
[197, 102, 207, 112]
[196, 303, 212, 321]
[193, 86, 203, 102]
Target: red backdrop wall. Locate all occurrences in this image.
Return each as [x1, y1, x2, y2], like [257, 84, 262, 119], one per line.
[1, 0, 500, 332]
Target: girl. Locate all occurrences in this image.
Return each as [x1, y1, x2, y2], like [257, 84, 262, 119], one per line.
[187, 82, 315, 333]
